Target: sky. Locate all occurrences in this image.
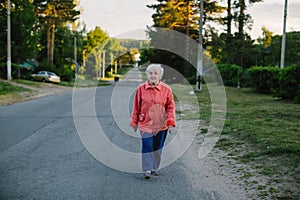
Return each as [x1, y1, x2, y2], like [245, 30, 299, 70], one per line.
[79, 0, 300, 40]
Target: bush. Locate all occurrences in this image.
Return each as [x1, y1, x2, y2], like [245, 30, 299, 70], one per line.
[217, 64, 243, 87]
[247, 66, 280, 94]
[275, 63, 300, 103]
[0, 63, 31, 79]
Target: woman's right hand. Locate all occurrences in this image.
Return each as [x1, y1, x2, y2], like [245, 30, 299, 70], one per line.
[132, 125, 137, 132]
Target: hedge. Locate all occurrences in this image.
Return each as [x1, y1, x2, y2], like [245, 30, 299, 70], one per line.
[247, 66, 280, 94]
[275, 63, 300, 103]
[217, 64, 243, 87]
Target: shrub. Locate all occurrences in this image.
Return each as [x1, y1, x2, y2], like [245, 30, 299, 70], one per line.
[247, 66, 280, 94]
[0, 63, 29, 79]
[275, 63, 300, 103]
[217, 64, 243, 87]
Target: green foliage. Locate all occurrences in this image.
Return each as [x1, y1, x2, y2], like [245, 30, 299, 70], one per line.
[247, 66, 280, 94]
[275, 63, 300, 103]
[84, 27, 109, 53]
[0, 0, 38, 67]
[59, 63, 75, 81]
[246, 64, 300, 102]
[217, 64, 242, 86]
[118, 39, 150, 51]
[145, 0, 225, 79]
[232, 0, 263, 37]
[33, 61, 60, 76]
[141, 48, 195, 83]
[147, 0, 207, 40]
[260, 26, 273, 48]
[0, 81, 29, 95]
[11, 0, 38, 64]
[0, 63, 32, 80]
[257, 32, 300, 67]
[33, 0, 80, 65]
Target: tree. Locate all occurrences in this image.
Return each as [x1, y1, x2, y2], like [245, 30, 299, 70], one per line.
[83, 27, 109, 78]
[148, 0, 224, 42]
[0, 0, 38, 78]
[264, 32, 300, 67]
[146, 0, 224, 79]
[0, 1, 9, 64]
[223, 0, 233, 64]
[13, 0, 39, 77]
[259, 26, 273, 48]
[105, 38, 126, 69]
[33, 0, 80, 66]
[231, 0, 263, 66]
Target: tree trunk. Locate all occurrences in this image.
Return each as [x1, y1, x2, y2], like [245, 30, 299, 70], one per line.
[238, 0, 245, 67]
[227, 0, 232, 37]
[17, 66, 20, 79]
[47, 25, 51, 63]
[238, 0, 245, 39]
[50, 23, 55, 66]
[226, 0, 232, 64]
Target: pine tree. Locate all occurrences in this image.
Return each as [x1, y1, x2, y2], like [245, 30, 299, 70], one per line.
[33, 0, 80, 66]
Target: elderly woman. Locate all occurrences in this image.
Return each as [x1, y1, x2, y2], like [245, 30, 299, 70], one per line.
[130, 64, 176, 179]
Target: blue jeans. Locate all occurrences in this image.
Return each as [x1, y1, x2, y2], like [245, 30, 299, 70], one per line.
[141, 130, 168, 171]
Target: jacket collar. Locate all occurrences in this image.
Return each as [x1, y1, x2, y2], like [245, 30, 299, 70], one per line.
[145, 81, 162, 90]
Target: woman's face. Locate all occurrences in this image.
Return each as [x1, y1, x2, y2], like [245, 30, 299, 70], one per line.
[147, 69, 161, 85]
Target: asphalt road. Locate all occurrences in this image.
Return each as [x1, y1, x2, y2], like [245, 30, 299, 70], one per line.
[0, 68, 247, 200]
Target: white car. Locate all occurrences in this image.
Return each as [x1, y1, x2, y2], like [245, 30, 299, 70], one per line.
[31, 71, 60, 83]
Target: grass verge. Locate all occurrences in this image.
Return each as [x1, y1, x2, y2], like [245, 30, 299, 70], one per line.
[0, 81, 32, 105]
[13, 79, 43, 87]
[0, 81, 30, 95]
[197, 84, 300, 199]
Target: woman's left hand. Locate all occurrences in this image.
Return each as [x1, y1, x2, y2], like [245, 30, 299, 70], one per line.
[168, 126, 173, 133]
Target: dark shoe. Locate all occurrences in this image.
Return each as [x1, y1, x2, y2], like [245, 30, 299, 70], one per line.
[151, 170, 160, 176]
[144, 171, 151, 179]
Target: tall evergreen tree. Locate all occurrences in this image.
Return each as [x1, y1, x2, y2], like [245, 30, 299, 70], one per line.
[0, 0, 38, 78]
[146, 0, 224, 79]
[232, 0, 263, 66]
[33, 0, 80, 66]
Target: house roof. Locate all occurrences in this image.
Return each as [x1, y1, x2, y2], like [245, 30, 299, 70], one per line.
[19, 60, 35, 69]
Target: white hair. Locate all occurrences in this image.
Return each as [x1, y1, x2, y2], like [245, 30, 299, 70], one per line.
[146, 64, 164, 79]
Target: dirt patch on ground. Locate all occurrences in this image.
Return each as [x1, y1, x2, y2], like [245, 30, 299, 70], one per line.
[0, 80, 72, 106]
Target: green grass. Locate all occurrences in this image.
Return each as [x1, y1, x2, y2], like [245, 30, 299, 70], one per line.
[222, 87, 299, 158]
[196, 85, 300, 199]
[0, 81, 30, 95]
[13, 79, 42, 87]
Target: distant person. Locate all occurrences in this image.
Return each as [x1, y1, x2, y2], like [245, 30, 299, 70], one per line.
[130, 64, 176, 179]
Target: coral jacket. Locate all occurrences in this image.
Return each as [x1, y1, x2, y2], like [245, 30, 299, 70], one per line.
[130, 81, 176, 134]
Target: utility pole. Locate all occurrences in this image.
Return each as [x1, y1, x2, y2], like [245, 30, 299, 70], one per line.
[280, 0, 288, 69]
[7, 0, 11, 80]
[74, 34, 77, 79]
[102, 51, 106, 78]
[196, 0, 204, 91]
